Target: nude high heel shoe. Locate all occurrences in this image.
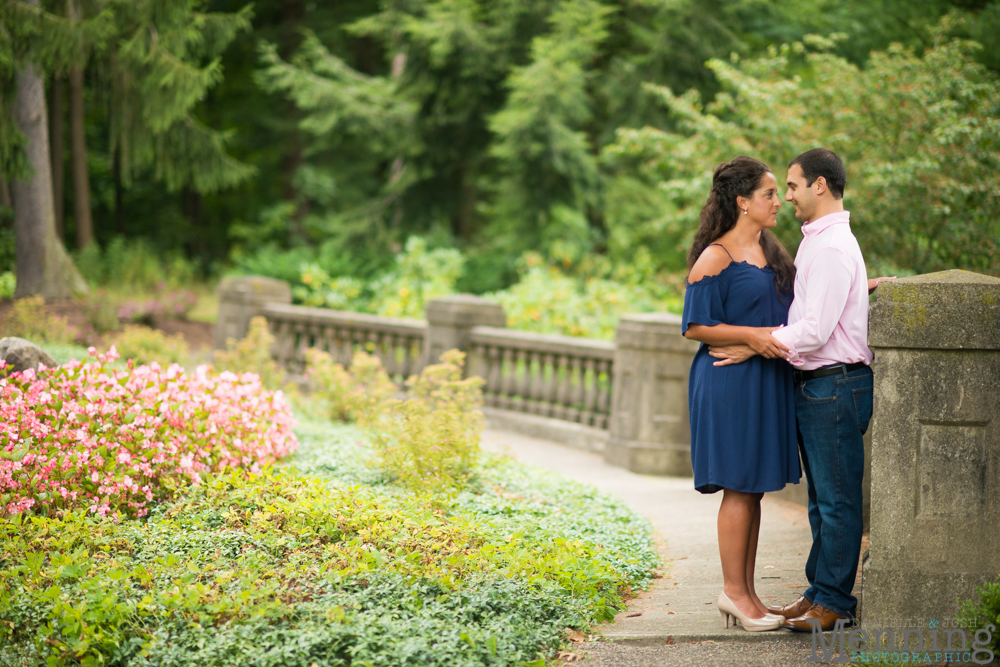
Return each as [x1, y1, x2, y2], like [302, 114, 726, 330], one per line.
[717, 592, 781, 631]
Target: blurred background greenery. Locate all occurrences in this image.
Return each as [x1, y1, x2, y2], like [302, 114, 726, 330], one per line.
[1, 0, 998, 340]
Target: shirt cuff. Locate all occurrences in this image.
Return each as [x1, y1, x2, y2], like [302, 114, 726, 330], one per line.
[770, 328, 803, 366]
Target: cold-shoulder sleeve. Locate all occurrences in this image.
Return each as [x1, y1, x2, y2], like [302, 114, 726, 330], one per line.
[682, 272, 730, 334]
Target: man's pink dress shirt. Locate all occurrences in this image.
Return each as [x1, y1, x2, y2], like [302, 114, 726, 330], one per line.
[771, 211, 873, 370]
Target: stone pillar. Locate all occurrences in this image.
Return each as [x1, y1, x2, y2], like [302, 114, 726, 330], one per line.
[863, 270, 1000, 625]
[605, 313, 700, 475]
[424, 295, 506, 367]
[214, 276, 292, 349]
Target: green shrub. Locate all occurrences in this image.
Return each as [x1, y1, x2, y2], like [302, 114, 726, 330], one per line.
[363, 349, 485, 493]
[288, 236, 463, 318]
[485, 250, 682, 340]
[0, 296, 76, 345]
[0, 271, 14, 300]
[960, 574, 1000, 657]
[75, 238, 199, 290]
[367, 237, 464, 318]
[214, 315, 289, 391]
[109, 325, 189, 366]
[304, 348, 397, 422]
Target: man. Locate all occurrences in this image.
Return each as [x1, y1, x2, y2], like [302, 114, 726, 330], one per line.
[711, 148, 892, 631]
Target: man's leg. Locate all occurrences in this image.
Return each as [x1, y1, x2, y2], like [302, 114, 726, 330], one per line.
[798, 417, 822, 603]
[794, 368, 870, 619]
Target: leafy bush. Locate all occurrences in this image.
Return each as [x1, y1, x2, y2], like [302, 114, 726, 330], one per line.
[305, 348, 485, 492]
[366, 237, 464, 318]
[75, 238, 198, 290]
[485, 251, 682, 340]
[213, 316, 288, 392]
[0, 347, 297, 518]
[0, 296, 76, 345]
[0, 271, 14, 300]
[291, 236, 464, 318]
[960, 574, 1000, 657]
[362, 350, 485, 493]
[109, 325, 189, 366]
[303, 348, 397, 423]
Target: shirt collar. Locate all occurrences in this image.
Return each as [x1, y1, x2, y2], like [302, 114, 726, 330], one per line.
[802, 210, 850, 237]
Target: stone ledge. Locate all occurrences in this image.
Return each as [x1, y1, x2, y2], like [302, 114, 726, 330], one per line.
[869, 269, 1000, 350]
[480, 407, 608, 453]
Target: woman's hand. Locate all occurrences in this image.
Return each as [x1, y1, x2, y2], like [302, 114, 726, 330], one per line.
[744, 326, 789, 359]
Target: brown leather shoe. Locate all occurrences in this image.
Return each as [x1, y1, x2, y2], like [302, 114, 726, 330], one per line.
[766, 596, 812, 619]
[782, 604, 852, 632]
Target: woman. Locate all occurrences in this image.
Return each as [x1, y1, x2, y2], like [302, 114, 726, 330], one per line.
[681, 156, 800, 632]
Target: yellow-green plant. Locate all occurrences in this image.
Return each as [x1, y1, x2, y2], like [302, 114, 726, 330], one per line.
[304, 348, 397, 422]
[109, 325, 188, 366]
[213, 316, 287, 390]
[365, 349, 485, 493]
[0, 296, 76, 345]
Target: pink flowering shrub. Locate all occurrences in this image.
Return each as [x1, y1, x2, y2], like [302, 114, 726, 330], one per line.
[0, 347, 297, 519]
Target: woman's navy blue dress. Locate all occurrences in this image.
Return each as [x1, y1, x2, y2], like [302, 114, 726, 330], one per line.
[681, 253, 800, 494]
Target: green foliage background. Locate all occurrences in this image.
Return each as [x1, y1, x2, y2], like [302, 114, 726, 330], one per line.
[1, 0, 999, 295]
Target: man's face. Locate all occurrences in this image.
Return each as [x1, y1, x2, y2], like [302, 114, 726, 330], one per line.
[785, 163, 817, 223]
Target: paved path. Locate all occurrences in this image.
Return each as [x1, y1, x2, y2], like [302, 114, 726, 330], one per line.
[480, 429, 822, 666]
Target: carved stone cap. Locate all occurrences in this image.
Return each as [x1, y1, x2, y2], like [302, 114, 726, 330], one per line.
[616, 313, 700, 352]
[869, 269, 1000, 350]
[425, 295, 506, 327]
[217, 275, 292, 305]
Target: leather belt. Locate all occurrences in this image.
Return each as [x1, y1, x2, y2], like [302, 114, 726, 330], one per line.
[792, 361, 868, 383]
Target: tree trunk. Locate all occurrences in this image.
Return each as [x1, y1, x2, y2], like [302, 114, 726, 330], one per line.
[9, 3, 87, 300]
[113, 146, 125, 235]
[68, 0, 92, 249]
[49, 76, 65, 238]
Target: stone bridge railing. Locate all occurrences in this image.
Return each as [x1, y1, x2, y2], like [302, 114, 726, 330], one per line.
[467, 326, 614, 429]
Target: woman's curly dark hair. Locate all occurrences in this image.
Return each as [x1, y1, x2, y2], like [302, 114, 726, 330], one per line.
[687, 156, 795, 296]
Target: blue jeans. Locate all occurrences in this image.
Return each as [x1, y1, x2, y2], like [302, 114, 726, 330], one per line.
[795, 364, 873, 619]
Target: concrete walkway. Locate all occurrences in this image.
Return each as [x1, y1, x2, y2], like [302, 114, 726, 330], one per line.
[480, 429, 822, 666]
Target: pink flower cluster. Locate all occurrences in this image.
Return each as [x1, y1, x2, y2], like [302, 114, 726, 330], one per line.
[0, 347, 298, 519]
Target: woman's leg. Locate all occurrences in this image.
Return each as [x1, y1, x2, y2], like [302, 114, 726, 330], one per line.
[718, 488, 766, 619]
[744, 494, 769, 614]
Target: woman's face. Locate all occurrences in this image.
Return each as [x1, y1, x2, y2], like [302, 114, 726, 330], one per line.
[740, 171, 782, 229]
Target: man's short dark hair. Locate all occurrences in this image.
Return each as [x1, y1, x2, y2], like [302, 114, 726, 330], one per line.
[789, 148, 846, 199]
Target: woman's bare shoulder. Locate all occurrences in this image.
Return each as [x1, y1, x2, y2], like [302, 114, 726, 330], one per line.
[688, 244, 733, 284]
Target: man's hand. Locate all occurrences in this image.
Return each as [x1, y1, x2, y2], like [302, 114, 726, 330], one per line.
[745, 326, 789, 359]
[868, 276, 897, 295]
[709, 344, 755, 367]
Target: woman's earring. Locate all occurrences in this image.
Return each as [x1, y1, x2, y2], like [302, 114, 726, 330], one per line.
[743, 209, 748, 215]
